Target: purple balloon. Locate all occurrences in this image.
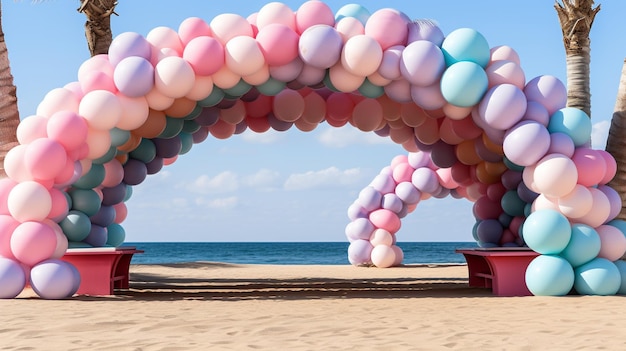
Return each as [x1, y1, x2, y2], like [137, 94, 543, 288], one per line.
[234, 121, 248, 135]
[299, 25, 343, 69]
[101, 183, 127, 206]
[517, 181, 539, 203]
[369, 173, 396, 194]
[547, 132, 575, 158]
[215, 98, 237, 109]
[108, 32, 152, 66]
[84, 224, 108, 247]
[347, 239, 374, 266]
[431, 141, 457, 168]
[503, 120, 550, 166]
[357, 186, 383, 212]
[345, 218, 375, 241]
[145, 156, 164, 175]
[407, 19, 444, 46]
[122, 158, 147, 186]
[240, 87, 260, 102]
[347, 202, 368, 221]
[374, 124, 390, 137]
[30, 259, 79, 299]
[501, 170, 523, 190]
[268, 113, 293, 132]
[0, 258, 26, 298]
[113, 56, 154, 97]
[382, 193, 404, 213]
[476, 219, 504, 244]
[474, 139, 502, 163]
[411, 167, 439, 194]
[407, 150, 431, 169]
[192, 127, 210, 143]
[195, 107, 220, 126]
[153, 137, 182, 159]
[395, 181, 421, 205]
[90, 205, 116, 227]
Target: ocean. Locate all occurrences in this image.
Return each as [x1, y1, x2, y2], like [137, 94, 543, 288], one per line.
[123, 242, 478, 265]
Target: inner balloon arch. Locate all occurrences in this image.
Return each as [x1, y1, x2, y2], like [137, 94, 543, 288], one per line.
[1, 1, 626, 299]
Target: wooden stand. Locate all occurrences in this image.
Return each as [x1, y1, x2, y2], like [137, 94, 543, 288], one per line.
[61, 247, 144, 296]
[456, 248, 539, 296]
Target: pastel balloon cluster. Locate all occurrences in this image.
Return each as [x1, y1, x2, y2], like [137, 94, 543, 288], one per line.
[2, 1, 624, 298]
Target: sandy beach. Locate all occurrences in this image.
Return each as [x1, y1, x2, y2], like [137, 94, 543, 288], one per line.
[1, 263, 624, 350]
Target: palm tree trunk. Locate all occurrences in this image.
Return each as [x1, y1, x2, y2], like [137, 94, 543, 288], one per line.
[606, 59, 626, 219]
[0, 4, 21, 178]
[555, 0, 600, 117]
[78, 0, 118, 56]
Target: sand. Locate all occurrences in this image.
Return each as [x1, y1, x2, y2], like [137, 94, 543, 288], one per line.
[1, 262, 624, 350]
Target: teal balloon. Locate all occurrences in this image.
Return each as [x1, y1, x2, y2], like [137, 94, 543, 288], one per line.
[198, 86, 224, 107]
[440, 61, 488, 107]
[182, 103, 202, 120]
[60, 210, 92, 242]
[501, 190, 526, 217]
[522, 209, 571, 254]
[503, 156, 524, 172]
[110, 128, 131, 147]
[92, 146, 116, 164]
[223, 79, 251, 97]
[256, 77, 285, 96]
[613, 260, 626, 294]
[561, 224, 601, 267]
[68, 241, 93, 248]
[123, 185, 133, 202]
[72, 163, 105, 189]
[547, 107, 592, 147]
[159, 117, 185, 139]
[525, 255, 574, 296]
[106, 223, 126, 247]
[358, 78, 384, 98]
[323, 71, 339, 92]
[182, 119, 201, 134]
[574, 258, 621, 295]
[441, 27, 490, 67]
[335, 4, 370, 25]
[129, 138, 156, 163]
[179, 132, 193, 155]
[471, 220, 480, 242]
[68, 188, 101, 217]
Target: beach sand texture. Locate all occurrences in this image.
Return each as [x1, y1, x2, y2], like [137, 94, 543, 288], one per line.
[1, 263, 624, 350]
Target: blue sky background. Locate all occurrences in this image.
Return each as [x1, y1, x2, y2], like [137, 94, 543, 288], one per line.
[3, 1, 625, 242]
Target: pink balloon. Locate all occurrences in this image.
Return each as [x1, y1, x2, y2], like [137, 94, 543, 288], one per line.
[47, 111, 89, 151]
[411, 81, 447, 111]
[113, 202, 128, 224]
[598, 185, 622, 222]
[0, 215, 19, 259]
[256, 24, 299, 67]
[186, 75, 215, 101]
[341, 34, 383, 76]
[154, 56, 196, 98]
[210, 13, 253, 45]
[596, 224, 626, 261]
[369, 209, 401, 234]
[490, 45, 521, 65]
[269, 57, 304, 82]
[177, 17, 212, 46]
[473, 195, 503, 220]
[295, 0, 335, 34]
[486, 60, 525, 89]
[572, 148, 606, 187]
[24, 138, 67, 181]
[36, 88, 81, 117]
[364, 8, 409, 50]
[370, 228, 394, 246]
[392, 245, 404, 265]
[335, 16, 365, 42]
[392, 163, 415, 183]
[384, 79, 412, 103]
[478, 84, 527, 130]
[78, 54, 114, 83]
[597, 150, 617, 185]
[256, 2, 296, 30]
[78, 90, 122, 130]
[79, 70, 117, 94]
[183, 36, 224, 76]
[209, 119, 236, 139]
[16, 115, 48, 145]
[10, 221, 57, 266]
[371, 245, 396, 268]
[400, 40, 445, 86]
[328, 63, 364, 92]
[225, 36, 265, 76]
[390, 155, 409, 169]
[146, 26, 183, 56]
[523, 75, 567, 115]
[533, 153, 578, 198]
[8, 181, 52, 222]
[116, 95, 150, 131]
[48, 187, 69, 222]
[557, 184, 592, 219]
[0, 178, 16, 215]
[574, 188, 611, 228]
[378, 45, 404, 80]
[102, 159, 124, 188]
[436, 167, 459, 189]
[85, 127, 112, 160]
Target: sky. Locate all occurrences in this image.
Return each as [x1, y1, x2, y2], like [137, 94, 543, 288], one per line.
[3, 0, 626, 243]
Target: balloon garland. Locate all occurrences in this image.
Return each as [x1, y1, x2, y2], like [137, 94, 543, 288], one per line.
[0, 1, 624, 298]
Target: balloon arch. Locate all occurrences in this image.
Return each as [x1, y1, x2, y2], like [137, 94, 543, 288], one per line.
[1, 1, 626, 299]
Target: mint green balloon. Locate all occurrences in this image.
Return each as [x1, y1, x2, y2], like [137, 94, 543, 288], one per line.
[256, 77, 285, 96]
[198, 86, 224, 107]
[72, 163, 105, 189]
[106, 223, 126, 247]
[358, 78, 384, 98]
[179, 132, 193, 155]
[159, 117, 185, 139]
[60, 210, 92, 242]
[110, 128, 131, 147]
[68, 188, 101, 217]
[129, 138, 156, 163]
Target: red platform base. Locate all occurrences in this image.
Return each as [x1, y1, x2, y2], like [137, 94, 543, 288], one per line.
[456, 248, 539, 296]
[61, 247, 143, 296]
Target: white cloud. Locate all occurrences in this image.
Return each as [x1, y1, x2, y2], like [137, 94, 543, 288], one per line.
[241, 129, 285, 144]
[190, 171, 239, 194]
[591, 119, 610, 149]
[195, 196, 239, 209]
[283, 167, 363, 191]
[242, 169, 282, 190]
[317, 125, 394, 148]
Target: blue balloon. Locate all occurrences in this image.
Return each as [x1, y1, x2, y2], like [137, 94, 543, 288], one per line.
[525, 255, 574, 296]
[560, 224, 601, 267]
[441, 28, 490, 67]
[574, 258, 621, 295]
[613, 260, 626, 295]
[440, 61, 488, 107]
[84, 224, 108, 247]
[335, 4, 370, 24]
[547, 107, 592, 146]
[522, 209, 571, 254]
